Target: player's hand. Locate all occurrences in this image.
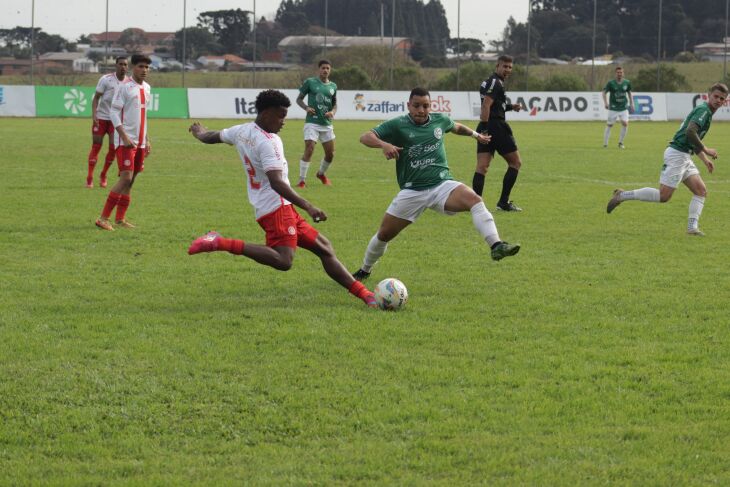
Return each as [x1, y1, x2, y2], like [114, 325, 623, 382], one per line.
[382, 143, 402, 160]
[92, 113, 98, 124]
[324, 111, 334, 119]
[704, 159, 715, 173]
[604, 103, 609, 109]
[122, 136, 136, 148]
[512, 103, 524, 112]
[476, 132, 491, 145]
[189, 122, 206, 138]
[704, 147, 718, 160]
[306, 107, 316, 115]
[308, 206, 327, 223]
[145, 140, 151, 156]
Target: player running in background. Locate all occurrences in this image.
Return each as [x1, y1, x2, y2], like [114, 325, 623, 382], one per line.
[187, 89, 377, 309]
[95, 54, 152, 231]
[471, 55, 526, 212]
[295, 60, 338, 187]
[351, 87, 520, 281]
[602, 66, 634, 149]
[86, 56, 128, 188]
[606, 83, 728, 236]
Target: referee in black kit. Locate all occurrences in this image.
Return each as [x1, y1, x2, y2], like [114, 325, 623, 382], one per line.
[472, 55, 525, 212]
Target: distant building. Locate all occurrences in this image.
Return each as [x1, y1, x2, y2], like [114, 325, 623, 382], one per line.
[694, 39, 730, 62]
[38, 52, 98, 72]
[196, 54, 248, 70]
[278, 36, 412, 63]
[89, 29, 175, 54]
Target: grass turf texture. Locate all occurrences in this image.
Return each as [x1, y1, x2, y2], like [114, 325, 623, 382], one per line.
[1, 117, 729, 484]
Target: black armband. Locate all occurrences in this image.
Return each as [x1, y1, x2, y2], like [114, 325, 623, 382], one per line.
[505, 104, 513, 112]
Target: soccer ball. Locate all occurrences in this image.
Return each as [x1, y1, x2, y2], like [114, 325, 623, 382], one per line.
[374, 278, 408, 311]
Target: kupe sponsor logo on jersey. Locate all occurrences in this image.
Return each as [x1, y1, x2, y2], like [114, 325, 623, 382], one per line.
[64, 88, 88, 115]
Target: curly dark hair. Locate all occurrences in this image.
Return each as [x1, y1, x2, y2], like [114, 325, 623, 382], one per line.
[409, 87, 430, 99]
[255, 89, 291, 113]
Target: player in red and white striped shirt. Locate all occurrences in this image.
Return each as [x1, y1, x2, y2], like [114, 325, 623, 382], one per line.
[187, 89, 377, 308]
[86, 56, 128, 188]
[95, 54, 152, 231]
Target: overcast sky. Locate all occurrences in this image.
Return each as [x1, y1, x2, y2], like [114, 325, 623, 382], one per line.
[1, 0, 528, 47]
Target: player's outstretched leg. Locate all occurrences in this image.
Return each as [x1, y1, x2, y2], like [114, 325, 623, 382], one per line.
[187, 231, 294, 271]
[306, 234, 376, 308]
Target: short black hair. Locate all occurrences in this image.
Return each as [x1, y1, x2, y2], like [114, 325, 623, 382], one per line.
[497, 54, 513, 65]
[318, 59, 331, 67]
[409, 87, 430, 99]
[710, 82, 729, 95]
[255, 89, 291, 113]
[115, 56, 127, 63]
[615, 65, 624, 70]
[130, 54, 151, 65]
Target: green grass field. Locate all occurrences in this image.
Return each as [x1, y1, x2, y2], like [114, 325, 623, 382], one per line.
[1, 117, 730, 484]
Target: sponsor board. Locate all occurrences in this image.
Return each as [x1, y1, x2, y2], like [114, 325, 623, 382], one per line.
[340, 90, 471, 120]
[188, 88, 302, 119]
[467, 91, 667, 121]
[666, 93, 730, 121]
[188, 88, 472, 120]
[35, 86, 188, 118]
[0, 85, 36, 116]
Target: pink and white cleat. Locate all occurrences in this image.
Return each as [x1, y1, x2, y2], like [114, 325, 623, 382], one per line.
[188, 231, 222, 255]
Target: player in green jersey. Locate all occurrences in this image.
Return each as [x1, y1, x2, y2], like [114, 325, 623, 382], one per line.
[351, 87, 520, 281]
[296, 59, 338, 187]
[602, 66, 634, 148]
[606, 83, 728, 236]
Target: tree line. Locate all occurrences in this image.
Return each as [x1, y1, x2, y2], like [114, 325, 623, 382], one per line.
[497, 0, 728, 60]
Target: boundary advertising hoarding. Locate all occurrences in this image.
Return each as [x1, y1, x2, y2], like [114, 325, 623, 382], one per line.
[0, 85, 36, 116]
[35, 86, 188, 118]
[666, 93, 730, 121]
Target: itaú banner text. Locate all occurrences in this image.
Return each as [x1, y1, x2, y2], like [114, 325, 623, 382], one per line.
[468, 92, 668, 122]
[187, 89, 471, 119]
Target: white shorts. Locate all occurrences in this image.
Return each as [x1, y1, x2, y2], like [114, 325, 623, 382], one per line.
[303, 123, 335, 143]
[607, 109, 629, 124]
[659, 147, 700, 189]
[386, 180, 463, 222]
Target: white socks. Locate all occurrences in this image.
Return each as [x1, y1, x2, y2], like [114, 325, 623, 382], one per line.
[362, 235, 388, 272]
[603, 125, 612, 146]
[619, 125, 628, 143]
[470, 203, 501, 246]
[318, 159, 332, 175]
[299, 160, 310, 181]
[620, 188, 660, 202]
[688, 195, 705, 230]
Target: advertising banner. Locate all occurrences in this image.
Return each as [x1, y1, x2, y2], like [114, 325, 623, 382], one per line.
[466, 91, 667, 122]
[666, 93, 730, 121]
[0, 85, 36, 116]
[147, 88, 189, 118]
[35, 86, 188, 118]
[188, 88, 302, 119]
[188, 88, 472, 121]
[35, 86, 96, 117]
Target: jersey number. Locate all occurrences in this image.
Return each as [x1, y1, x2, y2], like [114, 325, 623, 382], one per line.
[244, 155, 261, 190]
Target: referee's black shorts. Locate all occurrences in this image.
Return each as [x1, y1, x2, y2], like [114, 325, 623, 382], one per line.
[476, 120, 518, 156]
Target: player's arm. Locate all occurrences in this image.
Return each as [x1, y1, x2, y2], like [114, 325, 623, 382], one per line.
[267, 170, 327, 222]
[687, 121, 718, 169]
[602, 89, 609, 109]
[188, 122, 222, 144]
[360, 130, 402, 160]
[296, 92, 316, 115]
[480, 96, 493, 123]
[325, 93, 337, 119]
[628, 91, 635, 112]
[91, 92, 102, 122]
[451, 122, 490, 144]
[110, 88, 134, 148]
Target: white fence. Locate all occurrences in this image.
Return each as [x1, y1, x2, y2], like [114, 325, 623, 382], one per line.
[3, 85, 730, 121]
